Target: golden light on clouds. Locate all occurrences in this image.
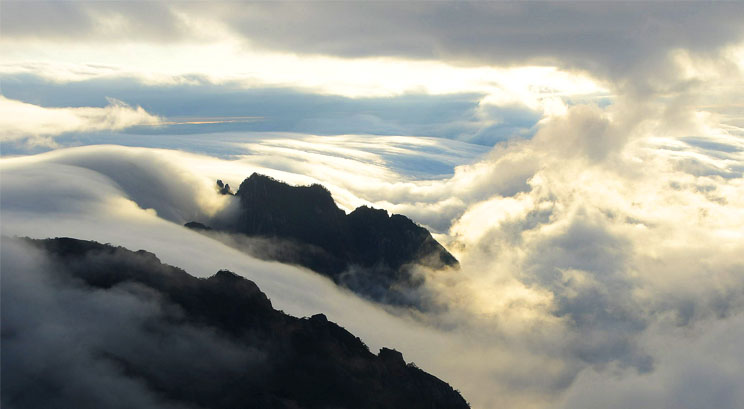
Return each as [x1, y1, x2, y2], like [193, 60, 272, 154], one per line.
[2, 2, 744, 409]
[1, 37, 608, 113]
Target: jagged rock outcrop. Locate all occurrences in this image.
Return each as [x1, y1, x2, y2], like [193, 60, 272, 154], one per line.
[216, 179, 234, 195]
[11, 237, 470, 409]
[187, 173, 458, 307]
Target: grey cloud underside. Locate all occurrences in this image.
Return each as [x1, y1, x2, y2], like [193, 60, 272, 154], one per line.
[220, 2, 744, 67]
[5, 2, 744, 85]
[0, 1, 186, 42]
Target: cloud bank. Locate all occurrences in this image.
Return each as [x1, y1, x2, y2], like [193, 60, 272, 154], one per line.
[2, 2, 744, 408]
[0, 96, 160, 147]
[4, 2, 743, 91]
[0, 75, 543, 147]
[2, 99, 743, 407]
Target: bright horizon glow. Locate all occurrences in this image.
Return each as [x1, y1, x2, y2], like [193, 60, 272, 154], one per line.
[0, 38, 609, 114]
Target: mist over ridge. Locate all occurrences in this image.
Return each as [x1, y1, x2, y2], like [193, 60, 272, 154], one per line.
[2, 123, 743, 407]
[187, 172, 458, 308]
[2, 236, 469, 409]
[2, 2, 744, 408]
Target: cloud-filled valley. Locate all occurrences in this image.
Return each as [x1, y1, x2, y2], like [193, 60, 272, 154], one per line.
[2, 2, 744, 408]
[2, 236, 472, 409]
[2, 103, 742, 407]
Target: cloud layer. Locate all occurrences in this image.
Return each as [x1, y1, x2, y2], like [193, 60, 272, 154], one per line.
[4, 2, 743, 93]
[0, 96, 160, 147]
[2, 99, 743, 407]
[2, 2, 744, 408]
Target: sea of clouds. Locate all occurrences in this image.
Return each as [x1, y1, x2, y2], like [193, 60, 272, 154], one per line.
[2, 93, 743, 408]
[2, 3, 744, 407]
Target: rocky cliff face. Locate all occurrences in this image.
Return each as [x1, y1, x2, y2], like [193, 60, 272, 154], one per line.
[5, 237, 469, 409]
[188, 174, 458, 307]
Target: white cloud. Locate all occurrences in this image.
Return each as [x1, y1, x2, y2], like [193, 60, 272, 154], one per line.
[0, 41, 608, 113]
[0, 96, 161, 146]
[2, 3, 744, 408]
[2, 94, 743, 408]
[1, 145, 555, 409]
[556, 314, 744, 409]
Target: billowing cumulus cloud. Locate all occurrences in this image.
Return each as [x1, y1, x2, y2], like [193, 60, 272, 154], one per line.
[0, 96, 161, 147]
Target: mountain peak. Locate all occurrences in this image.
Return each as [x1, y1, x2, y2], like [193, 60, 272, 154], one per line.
[239, 173, 334, 202]
[188, 175, 458, 308]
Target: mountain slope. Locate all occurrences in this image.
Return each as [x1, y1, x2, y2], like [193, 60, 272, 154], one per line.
[1, 237, 469, 409]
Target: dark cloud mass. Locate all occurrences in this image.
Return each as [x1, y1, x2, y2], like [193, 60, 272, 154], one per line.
[0, 1, 186, 42]
[206, 2, 744, 89]
[5, 2, 744, 87]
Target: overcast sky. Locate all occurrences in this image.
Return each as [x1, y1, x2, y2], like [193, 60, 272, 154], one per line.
[2, 2, 744, 409]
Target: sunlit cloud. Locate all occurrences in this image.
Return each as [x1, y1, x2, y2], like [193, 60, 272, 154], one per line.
[2, 88, 743, 406]
[2, 2, 744, 409]
[0, 96, 161, 147]
[0, 39, 608, 115]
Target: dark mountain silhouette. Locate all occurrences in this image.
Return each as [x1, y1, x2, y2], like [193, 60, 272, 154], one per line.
[188, 173, 458, 307]
[8, 237, 469, 409]
[216, 179, 233, 195]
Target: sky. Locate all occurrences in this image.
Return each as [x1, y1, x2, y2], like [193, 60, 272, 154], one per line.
[1, 2, 744, 409]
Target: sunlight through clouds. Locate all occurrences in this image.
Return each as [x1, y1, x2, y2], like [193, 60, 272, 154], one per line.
[0, 40, 609, 113]
[2, 2, 744, 409]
